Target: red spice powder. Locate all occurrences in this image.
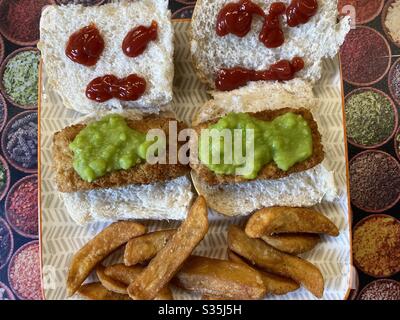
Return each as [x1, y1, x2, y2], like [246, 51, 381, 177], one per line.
[0, 0, 52, 44]
[340, 27, 390, 85]
[8, 242, 42, 300]
[338, 0, 384, 24]
[7, 177, 38, 238]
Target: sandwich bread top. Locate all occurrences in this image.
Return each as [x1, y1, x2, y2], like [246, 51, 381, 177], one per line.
[191, 0, 350, 88]
[39, 0, 173, 115]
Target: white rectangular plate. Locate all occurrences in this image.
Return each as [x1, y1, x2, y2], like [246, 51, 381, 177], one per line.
[40, 21, 351, 300]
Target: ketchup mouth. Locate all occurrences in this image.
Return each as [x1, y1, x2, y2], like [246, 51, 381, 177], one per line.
[85, 74, 147, 103]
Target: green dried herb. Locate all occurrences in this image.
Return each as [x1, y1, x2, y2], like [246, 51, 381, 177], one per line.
[2, 51, 40, 106]
[345, 91, 395, 146]
[0, 164, 5, 188]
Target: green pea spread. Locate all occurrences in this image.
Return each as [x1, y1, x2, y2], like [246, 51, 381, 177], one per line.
[69, 114, 152, 182]
[199, 112, 313, 179]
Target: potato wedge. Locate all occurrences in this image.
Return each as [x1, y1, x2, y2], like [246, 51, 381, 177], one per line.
[96, 265, 127, 294]
[77, 283, 131, 300]
[228, 225, 324, 298]
[104, 264, 144, 285]
[245, 207, 339, 237]
[175, 256, 266, 300]
[261, 233, 320, 254]
[66, 221, 146, 296]
[202, 295, 238, 300]
[124, 229, 176, 266]
[104, 264, 173, 300]
[227, 250, 300, 295]
[128, 196, 209, 300]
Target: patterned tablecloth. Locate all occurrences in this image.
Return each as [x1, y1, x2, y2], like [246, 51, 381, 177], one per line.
[0, 0, 398, 300]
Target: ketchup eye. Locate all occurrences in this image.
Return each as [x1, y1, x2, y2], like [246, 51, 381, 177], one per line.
[65, 24, 105, 67]
[122, 21, 158, 58]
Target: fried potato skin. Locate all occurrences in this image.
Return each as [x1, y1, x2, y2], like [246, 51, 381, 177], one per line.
[202, 295, 230, 300]
[191, 108, 324, 185]
[53, 117, 190, 193]
[104, 264, 144, 285]
[245, 207, 339, 237]
[96, 265, 127, 294]
[261, 233, 320, 255]
[127, 196, 209, 300]
[124, 229, 176, 266]
[66, 221, 146, 296]
[227, 250, 299, 295]
[77, 283, 131, 300]
[103, 264, 173, 300]
[228, 225, 324, 298]
[175, 256, 266, 300]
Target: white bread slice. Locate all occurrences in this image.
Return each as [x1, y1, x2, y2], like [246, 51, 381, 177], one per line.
[191, 80, 337, 216]
[192, 79, 316, 126]
[62, 176, 194, 225]
[39, 0, 174, 114]
[191, 0, 350, 87]
[192, 165, 336, 216]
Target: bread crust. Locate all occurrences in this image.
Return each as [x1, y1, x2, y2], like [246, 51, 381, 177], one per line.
[53, 116, 190, 193]
[190, 0, 214, 87]
[191, 107, 324, 185]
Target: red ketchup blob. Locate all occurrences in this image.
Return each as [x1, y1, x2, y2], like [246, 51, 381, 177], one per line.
[86, 74, 147, 102]
[215, 57, 304, 91]
[122, 20, 158, 58]
[259, 2, 286, 48]
[216, 0, 265, 37]
[286, 0, 318, 27]
[65, 24, 105, 67]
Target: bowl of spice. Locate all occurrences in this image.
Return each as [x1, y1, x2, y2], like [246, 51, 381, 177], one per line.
[8, 241, 43, 300]
[0, 0, 55, 46]
[0, 217, 14, 271]
[55, 0, 105, 5]
[382, 0, 400, 48]
[0, 155, 10, 202]
[1, 111, 38, 173]
[349, 150, 400, 213]
[358, 279, 400, 300]
[0, 35, 4, 65]
[353, 214, 400, 278]
[0, 48, 40, 109]
[5, 175, 38, 239]
[345, 88, 397, 149]
[338, 0, 384, 25]
[0, 92, 7, 135]
[0, 282, 15, 300]
[388, 57, 400, 106]
[395, 127, 400, 161]
[340, 26, 391, 86]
